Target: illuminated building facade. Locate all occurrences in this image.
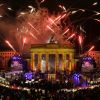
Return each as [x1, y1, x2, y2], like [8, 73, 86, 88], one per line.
[88, 51, 100, 68]
[30, 43, 75, 73]
[0, 51, 17, 70]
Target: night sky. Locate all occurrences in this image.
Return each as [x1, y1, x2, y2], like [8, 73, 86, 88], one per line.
[0, 0, 100, 53]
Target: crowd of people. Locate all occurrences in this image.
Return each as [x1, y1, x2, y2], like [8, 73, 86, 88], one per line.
[0, 84, 100, 100]
[0, 70, 100, 100]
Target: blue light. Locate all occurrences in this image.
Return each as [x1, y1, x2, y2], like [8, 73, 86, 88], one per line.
[82, 56, 94, 63]
[72, 73, 80, 85]
[24, 72, 33, 80]
[72, 73, 87, 87]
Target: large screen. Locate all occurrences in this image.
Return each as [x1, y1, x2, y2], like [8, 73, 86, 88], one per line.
[11, 55, 23, 71]
[81, 56, 94, 72]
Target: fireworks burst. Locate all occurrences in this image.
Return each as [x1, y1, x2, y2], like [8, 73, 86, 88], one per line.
[16, 7, 74, 52]
[0, 0, 99, 53]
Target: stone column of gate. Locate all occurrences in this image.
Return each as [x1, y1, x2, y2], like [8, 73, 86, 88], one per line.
[63, 53, 66, 71]
[71, 53, 74, 71]
[55, 54, 59, 73]
[38, 53, 42, 71]
[69, 53, 73, 72]
[46, 53, 49, 72]
[31, 53, 34, 71]
[62, 54, 65, 71]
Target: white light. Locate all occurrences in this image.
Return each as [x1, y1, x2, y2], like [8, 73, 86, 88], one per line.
[93, 2, 98, 6]
[20, 12, 26, 15]
[28, 6, 33, 8]
[0, 4, 4, 7]
[0, 15, 3, 18]
[79, 9, 85, 12]
[94, 11, 100, 15]
[71, 11, 77, 14]
[28, 5, 35, 13]
[8, 7, 12, 10]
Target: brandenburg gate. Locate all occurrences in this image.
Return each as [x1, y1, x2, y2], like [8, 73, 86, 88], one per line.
[30, 43, 75, 73]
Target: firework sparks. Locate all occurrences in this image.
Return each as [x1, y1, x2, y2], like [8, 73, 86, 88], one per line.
[17, 12, 26, 17]
[78, 35, 83, 47]
[28, 22, 40, 34]
[29, 32, 38, 40]
[92, 2, 98, 6]
[62, 29, 69, 35]
[67, 33, 75, 40]
[60, 13, 66, 19]
[49, 18, 58, 26]
[23, 37, 26, 44]
[20, 12, 26, 15]
[16, 8, 78, 51]
[0, 0, 99, 54]
[62, 6, 67, 12]
[79, 9, 85, 12]
[8, 7, 12, 10]
[54, 15, 61, 22]
[71, 11, 77, 14]
[22, 37, 27, 50]
[94, 11, 100, 15]
[5, 40, 16, 52]
[47, 25, 55, 33]
[40, 0, 45, 3]
[28, 5, 35, 13]
[71, 9, 85, 15]
[0, 15, 3, 17]
[59, 5, 66, 12]
[94, 19, 100, 22]
[88, 45, 95, 52]
[55, 13, 66, 22]
[80, 26, 86, 33]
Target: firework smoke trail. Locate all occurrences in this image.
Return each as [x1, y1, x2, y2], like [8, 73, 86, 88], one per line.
[5, 40, 16, 52]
